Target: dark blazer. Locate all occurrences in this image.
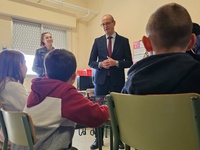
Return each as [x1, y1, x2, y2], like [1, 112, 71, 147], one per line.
[88, 33, 133, 87]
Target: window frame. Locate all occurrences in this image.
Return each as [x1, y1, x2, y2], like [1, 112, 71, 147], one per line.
[12, 19, 67, 77]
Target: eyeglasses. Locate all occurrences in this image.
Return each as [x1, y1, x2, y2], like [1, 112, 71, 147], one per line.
[100, 21, 113, 27]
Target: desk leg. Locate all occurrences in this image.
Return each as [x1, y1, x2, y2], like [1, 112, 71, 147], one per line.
[97, 126, 102, 150]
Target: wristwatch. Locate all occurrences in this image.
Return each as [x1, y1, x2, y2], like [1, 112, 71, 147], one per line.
[115, 61, 119, 67]
[98, 62, 102, 69]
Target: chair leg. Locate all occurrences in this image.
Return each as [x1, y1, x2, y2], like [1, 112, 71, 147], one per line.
[113, 135, 119, 150]
[97, 126, 102, 150]
[2, 142, 8, 150]
[21, 116, 34, 150]
[125, 144, 130, 150]
[110, 126, 113, 150]
[105, 125, 108, 138]
[0, 112, 8, 150]
[105, 125, 110, 138]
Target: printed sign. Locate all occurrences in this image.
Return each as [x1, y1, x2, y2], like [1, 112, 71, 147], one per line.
[133, 40, 146, 63]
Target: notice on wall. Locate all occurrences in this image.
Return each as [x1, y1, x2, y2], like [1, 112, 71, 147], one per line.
[133, 40, 147, 63]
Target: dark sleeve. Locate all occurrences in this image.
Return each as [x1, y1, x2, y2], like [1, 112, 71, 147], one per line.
[88, 39, 100, 69]
[121, 76, 131, 94]
[32, 49, 44, 76]
[118, 38, 133, 69]
[121, 65, 135, 94]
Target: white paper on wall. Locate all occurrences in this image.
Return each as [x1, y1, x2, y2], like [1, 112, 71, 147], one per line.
[133, 40, 147, 63]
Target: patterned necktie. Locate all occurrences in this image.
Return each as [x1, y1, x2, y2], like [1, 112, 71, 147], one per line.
[107, 36, 112, 57]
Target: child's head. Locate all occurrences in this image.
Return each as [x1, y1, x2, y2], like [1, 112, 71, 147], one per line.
[143, 3, 195, 54]
[44, 49, 77, 82]
[0, 50, 27, 85]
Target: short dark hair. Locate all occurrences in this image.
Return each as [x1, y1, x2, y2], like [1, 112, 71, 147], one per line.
[0, 50, 25, 92]
[146, 3, 192, 49]
[44, 49, 77, 82]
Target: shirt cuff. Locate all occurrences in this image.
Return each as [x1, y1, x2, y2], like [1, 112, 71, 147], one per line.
[115, 61, 119, 67]
[98, 62, 102, 69]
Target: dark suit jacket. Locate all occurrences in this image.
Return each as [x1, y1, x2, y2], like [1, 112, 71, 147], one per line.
[88, 33, 133, 88]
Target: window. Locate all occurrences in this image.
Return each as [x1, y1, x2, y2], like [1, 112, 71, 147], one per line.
[12, 19, 67, 76]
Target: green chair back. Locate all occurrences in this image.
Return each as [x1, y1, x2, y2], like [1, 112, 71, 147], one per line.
[106, 92, 200, 150]
[0, 109, 36, 150]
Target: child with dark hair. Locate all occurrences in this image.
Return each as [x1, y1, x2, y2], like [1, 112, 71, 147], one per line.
[23, 49, 109, 150]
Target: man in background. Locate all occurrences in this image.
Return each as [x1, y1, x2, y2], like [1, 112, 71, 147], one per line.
[88, 14, 133, 149]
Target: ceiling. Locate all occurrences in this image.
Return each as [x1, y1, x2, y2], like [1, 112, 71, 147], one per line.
[9, 0, 102, 22]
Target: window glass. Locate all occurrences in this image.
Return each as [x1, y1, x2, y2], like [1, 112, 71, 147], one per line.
[12, 19, 67, 75]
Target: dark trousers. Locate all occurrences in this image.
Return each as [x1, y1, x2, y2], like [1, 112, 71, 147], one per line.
[94, 76, 123, 96]
[94, 76, 123, 141]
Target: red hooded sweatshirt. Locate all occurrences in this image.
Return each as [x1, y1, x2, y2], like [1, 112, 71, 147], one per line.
[26, 77, 109, 128]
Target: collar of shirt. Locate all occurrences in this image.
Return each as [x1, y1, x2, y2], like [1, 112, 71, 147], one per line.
[106, 32, 116, 39]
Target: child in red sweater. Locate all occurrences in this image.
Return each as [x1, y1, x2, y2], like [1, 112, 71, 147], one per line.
[22, 49, 109, 150]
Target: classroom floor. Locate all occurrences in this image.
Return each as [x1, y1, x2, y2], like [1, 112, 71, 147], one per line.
[73, 128, 135, 150]
[73, 128, 110, 150]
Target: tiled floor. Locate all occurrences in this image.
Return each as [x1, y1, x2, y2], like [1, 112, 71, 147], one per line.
[73, 128, 135, 150]
[73, 128, 111, 150]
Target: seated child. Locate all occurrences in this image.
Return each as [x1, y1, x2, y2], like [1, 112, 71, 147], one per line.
[22, 49, 109, 150]
[0, 50, 28, 150]
[122, 3, 200, 94]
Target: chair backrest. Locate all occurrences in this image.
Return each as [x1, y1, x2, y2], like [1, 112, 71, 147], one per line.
[106, 92, 200, 150]
[0, 109, 36, 150]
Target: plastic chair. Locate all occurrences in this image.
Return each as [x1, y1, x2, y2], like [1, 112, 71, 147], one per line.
[0, 109, 37, 150]
[106, 92, 200, 150]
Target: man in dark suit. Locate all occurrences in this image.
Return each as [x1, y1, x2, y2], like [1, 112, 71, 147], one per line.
[88, 14, 133, 149]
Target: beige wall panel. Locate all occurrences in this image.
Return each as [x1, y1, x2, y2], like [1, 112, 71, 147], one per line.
[0, 15, 12, 50]
[0, 0, 76, 28]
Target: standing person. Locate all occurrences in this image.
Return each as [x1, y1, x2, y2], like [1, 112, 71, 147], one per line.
[0, 50, 28, 149]
[19, 49, 109, 150]
[32, 32, 54, 77]
[122, 3, 200, 94]
[88, 14, 133, 149]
